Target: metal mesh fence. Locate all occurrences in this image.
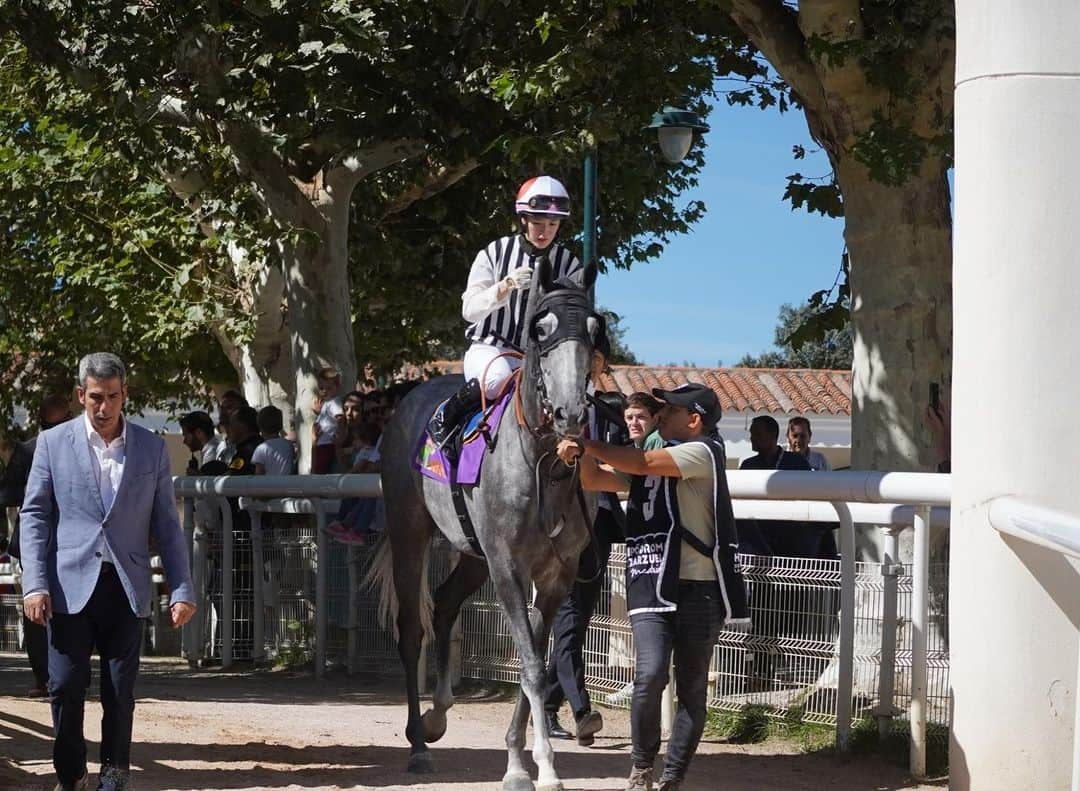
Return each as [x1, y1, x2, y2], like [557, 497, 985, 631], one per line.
[0, 506, 949, 733]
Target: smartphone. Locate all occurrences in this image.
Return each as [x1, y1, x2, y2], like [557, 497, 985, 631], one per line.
[929, 382, 941, 417]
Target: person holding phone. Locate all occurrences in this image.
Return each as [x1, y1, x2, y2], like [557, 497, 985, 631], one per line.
[927, 383, 950, 473]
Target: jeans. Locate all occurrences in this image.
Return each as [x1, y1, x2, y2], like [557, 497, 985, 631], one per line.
[630, 581, 724, 782]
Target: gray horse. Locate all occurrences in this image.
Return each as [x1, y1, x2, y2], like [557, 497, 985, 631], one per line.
[369, 258, 602, 791]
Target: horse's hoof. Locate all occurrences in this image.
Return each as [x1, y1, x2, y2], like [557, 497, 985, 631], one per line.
[407, 751, 437, 774]
[422, 708, 448, 743]
[502, 772, 535, 791]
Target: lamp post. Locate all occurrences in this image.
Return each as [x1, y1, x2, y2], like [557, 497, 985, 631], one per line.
[581, 105, 710, 270]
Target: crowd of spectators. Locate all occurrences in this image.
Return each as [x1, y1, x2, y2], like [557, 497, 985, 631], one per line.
[178, 371, 417, 546]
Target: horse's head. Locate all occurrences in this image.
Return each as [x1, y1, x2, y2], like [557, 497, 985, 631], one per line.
[524, 257, 603, 438]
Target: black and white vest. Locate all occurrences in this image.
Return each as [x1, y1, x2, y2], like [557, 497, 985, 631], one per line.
[624, 437, 750, 623]
[464, 234, 582, 349]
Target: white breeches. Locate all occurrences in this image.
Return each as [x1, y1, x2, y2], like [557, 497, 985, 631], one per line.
[463, 342, 522, 398]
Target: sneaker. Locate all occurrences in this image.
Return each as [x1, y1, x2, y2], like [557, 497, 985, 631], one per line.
[27, 685, 48, 698]
[335, 529, 369, 546]
[606, 680, 635, 706]
[326, 520, 349, 535]
[626, 766, 653, 791]
[657, 778, 682, 791]
[96, 765, 131, 791]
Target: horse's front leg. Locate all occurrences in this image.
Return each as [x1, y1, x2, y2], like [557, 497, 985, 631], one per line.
[526, 587, 573, 791]
[489, 558, 563, 791]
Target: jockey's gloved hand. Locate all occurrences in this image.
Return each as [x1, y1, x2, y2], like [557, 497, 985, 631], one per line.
[505, 265, 533, 290]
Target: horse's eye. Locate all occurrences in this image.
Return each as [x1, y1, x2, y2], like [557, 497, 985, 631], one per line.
[535, 313, 559, 341]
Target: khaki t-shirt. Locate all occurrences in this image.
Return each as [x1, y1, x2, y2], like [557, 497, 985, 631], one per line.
[666, 442, 719, 582]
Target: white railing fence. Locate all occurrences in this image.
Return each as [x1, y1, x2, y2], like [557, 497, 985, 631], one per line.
[164, 470, 950, 777]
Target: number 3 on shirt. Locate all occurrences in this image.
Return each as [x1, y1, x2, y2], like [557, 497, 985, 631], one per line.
[642, 475, 662, 522]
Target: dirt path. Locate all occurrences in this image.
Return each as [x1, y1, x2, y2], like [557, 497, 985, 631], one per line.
[0, 655, 944, 791]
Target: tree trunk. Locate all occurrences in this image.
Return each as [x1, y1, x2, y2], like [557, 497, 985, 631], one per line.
[836, 153, 953, 560]
[284, 185, 357, 473]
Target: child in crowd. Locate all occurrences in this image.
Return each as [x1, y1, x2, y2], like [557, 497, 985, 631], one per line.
[328, 420, 382, 544]
[311, 367, 344, 473]
[252, 406, 296, 476]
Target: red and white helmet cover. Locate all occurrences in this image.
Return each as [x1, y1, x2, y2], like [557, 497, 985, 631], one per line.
[514, 175, 571, 218]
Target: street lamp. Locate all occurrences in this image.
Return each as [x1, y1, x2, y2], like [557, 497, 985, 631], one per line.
[582, 104, 710, 269]
[647, 105, 711, 163]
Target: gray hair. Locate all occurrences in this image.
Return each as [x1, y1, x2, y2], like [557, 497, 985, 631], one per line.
[77, 352, 126, 386]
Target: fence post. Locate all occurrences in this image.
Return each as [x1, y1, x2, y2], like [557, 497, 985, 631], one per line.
[249, 506, 265, 663]
[220, 497, 234, 670]
[832, 501, 855, 751]
[313, 498, 328, 679]
[910, 505, 931, 777]
[874, 526, 903, 737]
[181, 497, 199, 661]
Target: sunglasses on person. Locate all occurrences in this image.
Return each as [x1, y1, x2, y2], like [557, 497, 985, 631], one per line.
[527, 195, 569, 212]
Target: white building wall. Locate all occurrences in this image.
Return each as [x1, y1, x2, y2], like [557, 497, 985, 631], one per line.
[952, 3, 1080, 788]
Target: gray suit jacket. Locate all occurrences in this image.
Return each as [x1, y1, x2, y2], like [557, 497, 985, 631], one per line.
[19, 418, 194, 617]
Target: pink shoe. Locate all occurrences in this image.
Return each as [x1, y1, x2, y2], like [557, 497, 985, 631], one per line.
[337, 529, 370, 546]
[326, 520, 349, 536]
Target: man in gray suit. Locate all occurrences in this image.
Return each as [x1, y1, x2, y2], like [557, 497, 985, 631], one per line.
[20, 353, 196, 791]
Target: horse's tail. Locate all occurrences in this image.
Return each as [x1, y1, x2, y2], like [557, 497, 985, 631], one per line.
[364, 530, 433, 642]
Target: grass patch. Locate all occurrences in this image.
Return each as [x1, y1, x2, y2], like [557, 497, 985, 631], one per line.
[847, 716, 950, 776]
[706, 706, 949, 776]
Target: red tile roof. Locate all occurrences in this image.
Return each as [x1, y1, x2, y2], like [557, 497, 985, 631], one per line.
[412, 362, 852, 417]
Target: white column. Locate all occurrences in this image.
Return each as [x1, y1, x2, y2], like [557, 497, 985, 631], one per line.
[953, 3, 1080, 788]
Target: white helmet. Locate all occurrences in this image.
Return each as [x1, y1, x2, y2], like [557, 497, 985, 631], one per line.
[514, 175, 571, 218]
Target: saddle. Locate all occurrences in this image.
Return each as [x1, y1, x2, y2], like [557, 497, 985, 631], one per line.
[415, 389, 515, 557]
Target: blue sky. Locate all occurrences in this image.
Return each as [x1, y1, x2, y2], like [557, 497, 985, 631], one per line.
[596, 99, 845, 367]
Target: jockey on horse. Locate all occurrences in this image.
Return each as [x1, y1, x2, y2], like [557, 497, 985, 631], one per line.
[427, 175, 583, 448]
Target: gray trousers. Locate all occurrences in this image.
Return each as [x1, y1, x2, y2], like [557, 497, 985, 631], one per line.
[630, 581, 724, 782]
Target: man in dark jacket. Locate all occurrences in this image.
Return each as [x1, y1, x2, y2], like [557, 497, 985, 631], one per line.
[0, 394, 73, 697]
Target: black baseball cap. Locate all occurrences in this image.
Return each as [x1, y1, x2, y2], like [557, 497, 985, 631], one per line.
[652, 384, 721, 428]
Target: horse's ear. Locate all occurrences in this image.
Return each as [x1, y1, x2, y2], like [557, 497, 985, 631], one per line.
[582, 263, 598, 290]
[537, 256, 554, 292]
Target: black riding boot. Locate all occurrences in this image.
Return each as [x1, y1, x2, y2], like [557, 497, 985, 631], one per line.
[428, 378, 482, 448]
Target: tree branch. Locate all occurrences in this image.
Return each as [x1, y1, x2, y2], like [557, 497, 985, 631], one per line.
[326, 139, 427, 195]
[727, 0, 825, 115]
[378, 158, 481, 222]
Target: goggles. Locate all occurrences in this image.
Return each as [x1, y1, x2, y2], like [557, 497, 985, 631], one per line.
[526, 195, 570, 212]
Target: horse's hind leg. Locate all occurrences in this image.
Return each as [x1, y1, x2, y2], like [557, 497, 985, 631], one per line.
[422, 553, 489, 743]
[391, 519, 437, 773]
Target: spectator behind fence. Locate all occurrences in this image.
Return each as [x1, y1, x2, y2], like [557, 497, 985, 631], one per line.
[624, 392, 665, 451]
[926, 395, 950, 473]
[787, 416, 832, 471]
[180, 410, 228, 476]
[1, 394, 74, 700]
[543, 339, 620, 746]
[311, 367, 344, 473]
[335, 391, 366, 472]
[328, 420, 382, 545]
[19, 352, 194, 791]
[738, 415, 827, 558]
[214, 390, 248, 465]
[253, 406, 295, 476]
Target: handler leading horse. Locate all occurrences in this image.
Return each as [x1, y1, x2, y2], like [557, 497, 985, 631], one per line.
[370, 257, 602, 791]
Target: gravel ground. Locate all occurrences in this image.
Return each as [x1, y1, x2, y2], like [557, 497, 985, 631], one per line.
[0, 655, 945, 791]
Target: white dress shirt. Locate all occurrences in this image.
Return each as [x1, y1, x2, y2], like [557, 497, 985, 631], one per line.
[85, 413, 127, 564]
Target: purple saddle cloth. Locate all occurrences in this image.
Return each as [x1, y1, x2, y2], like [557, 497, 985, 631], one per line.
[415, 390, 513, 485]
